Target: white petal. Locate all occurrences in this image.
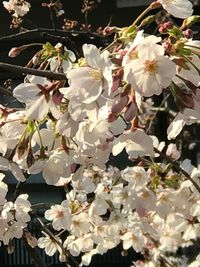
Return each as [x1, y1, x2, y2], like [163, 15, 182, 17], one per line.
[112, 140, 126, 156]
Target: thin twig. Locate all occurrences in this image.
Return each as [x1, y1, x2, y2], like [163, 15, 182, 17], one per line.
[0, 62, 66, 80]
[37, 218, 79, 267]
[31, 203, 52, 210]
[154, 147, 200, 193]
[23, 237, 48, 267]
[0, 28, 107, 42]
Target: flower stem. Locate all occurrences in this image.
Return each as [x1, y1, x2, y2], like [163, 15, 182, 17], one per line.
[131, 2, 160, 27]
[154, 147, 200, 193]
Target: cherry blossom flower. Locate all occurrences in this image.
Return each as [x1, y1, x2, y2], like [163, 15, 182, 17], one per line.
[166, 143, 181, 160]
[121, 228, 147, 252]
[158, 0, 193, 19]
[13, 75, 62, 121]
[49, 43, 76, 73]
[167, 108, 200, 139]
[38, 233, 62, 256]
[124, 42, 176, 97]
[112, 129, 154, 158]
[0, 173, 8, 205]
[45, 203, 72, 231]
[3, 0, 31, 17]
[60, 44, 113, 104]
[71, 212, 91, 237]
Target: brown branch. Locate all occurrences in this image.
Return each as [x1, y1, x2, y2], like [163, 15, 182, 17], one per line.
[37, 218, 79, 267]
[0, 62, 66, 80]
[0, 28, 107, 42]
[23, 237, 48, 267]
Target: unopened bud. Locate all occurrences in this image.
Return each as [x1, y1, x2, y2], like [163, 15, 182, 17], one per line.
[159, 25, 167, 34]
[181, 15, 200, 29]
[183, 29, 193, 39]
[124, 101, 137, 122]
[140, 15, 156, 28]
[164, 21, 173, 29]
[150, 1, 161, 9]
[111, 95, 129, 114]
[59, 253, 67, 262]
[162, 41, 172, 53]
[159, 21, 173, 34]
[24, 231, 38, 248]
[102, 26, 121, 36]
[32, 54, 40, 65]
[8, 47, 22, 58]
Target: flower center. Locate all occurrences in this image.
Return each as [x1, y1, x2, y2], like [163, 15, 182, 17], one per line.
[144, 60, 157, 74]
[89, 69, 103, 81]
[129, 50, 138, 60]
[56, 210, 64, 218]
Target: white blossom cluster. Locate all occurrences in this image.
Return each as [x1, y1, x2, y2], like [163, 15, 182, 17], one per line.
[0, 173, 31, 247]
[0, 0, 200, 266]
[3, 0, 31, 17]
[39, 163, 200, 266]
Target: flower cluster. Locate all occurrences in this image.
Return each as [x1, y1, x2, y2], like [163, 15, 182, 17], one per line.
[0, 173, 31, 247]
[3, 0, 31, 28]
[3, 0, 30, 17]
[40, 162, 200, 266]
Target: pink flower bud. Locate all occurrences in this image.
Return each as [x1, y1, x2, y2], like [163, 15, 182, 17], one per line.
[159, 25, 167, 34]
[162, 41, 172, 53]
[124, 101, 137, 122]
[164, 21, 173, 29]
[8, 47, 21, 58]
[183, 29, 193, 39]
[32, 55, 40, 65]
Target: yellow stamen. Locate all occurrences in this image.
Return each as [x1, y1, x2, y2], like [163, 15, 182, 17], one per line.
[144, 59, 157, 74]
[89, 69, 103, 81]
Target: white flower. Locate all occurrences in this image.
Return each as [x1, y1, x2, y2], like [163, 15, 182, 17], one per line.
[89, 197, 110, 216]
[45, 203, 72, 231]
[158, 0, 193, 19]
[0, 110, 26, 153]
[121, 166, 148, 191]
[38, 233, 61, 256]
[124, 42, 176, 97]
[2, 221, 24, 245]
[3, 0, 31, 17]
[121, 228, 146, 252]
[14, 194, 31, 223]
[13, 75, 62, 121]
[167, 108, 200, 139]
[49, 43, 76, 73]
[166, 143, 180, 160]
[0, 156, 26, 182]
[0, 173, 7, 205]
[42, 150, 74, 185]
[71, 212, 90, 237]
[176, 55, 200, 87]
[112, 129, 154, 158]
[80, 249, 98, 266]
[60, 44, 112, 104]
